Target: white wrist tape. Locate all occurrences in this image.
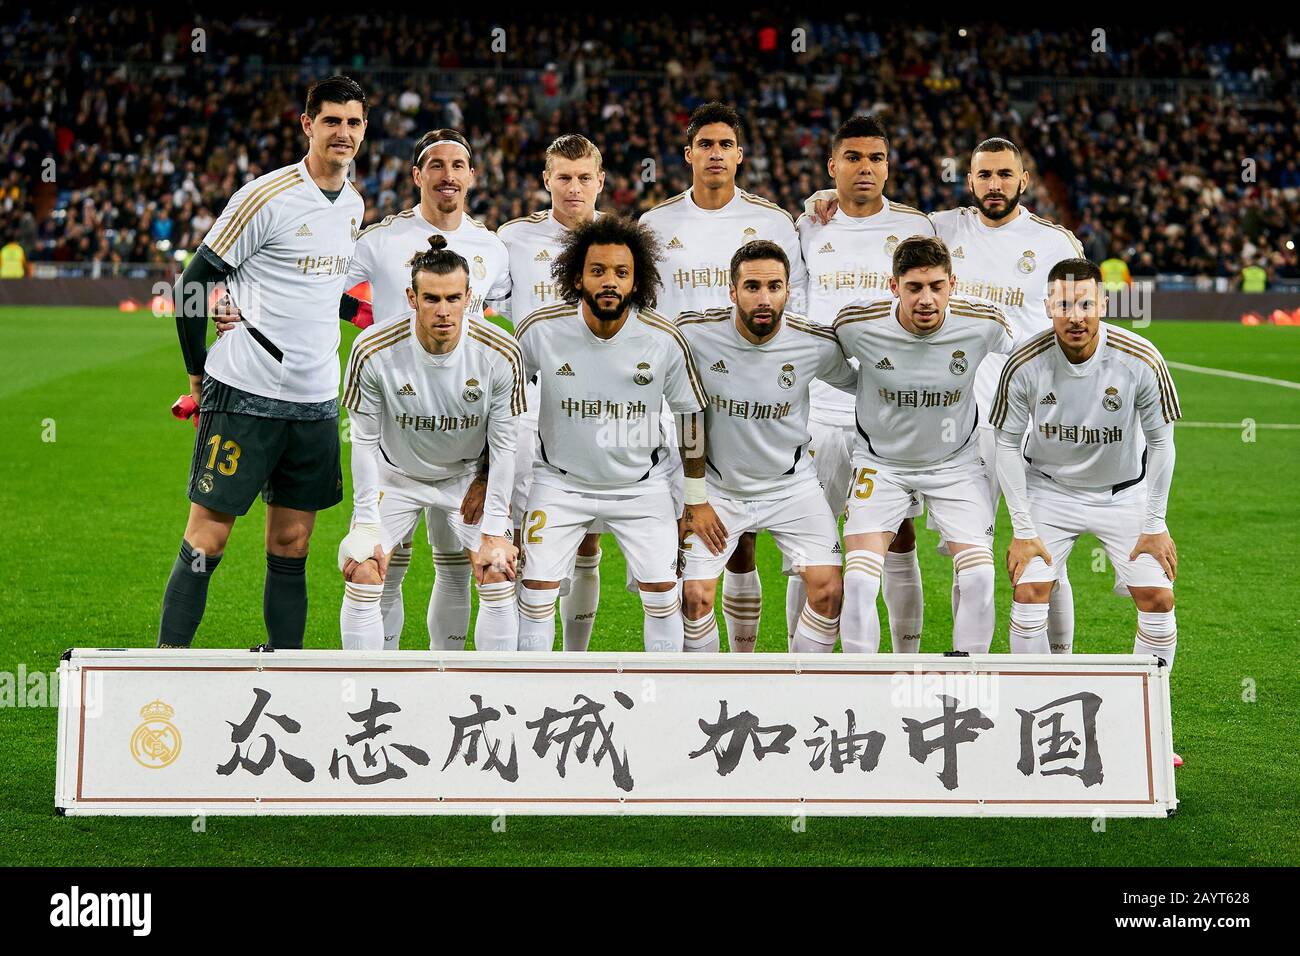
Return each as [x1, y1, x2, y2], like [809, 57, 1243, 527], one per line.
[684, 476, 708, 506]
[338, 523, 382, 571]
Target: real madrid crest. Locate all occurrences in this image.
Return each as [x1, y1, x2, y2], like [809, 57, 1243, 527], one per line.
[1017, 250, 1037, 274]
[131, 699, 182, 769]
[1103, 386, 1122, 411]
[949, 350, 969, 375]
[634, 362, 654, 385]
[742, 226, 758, 243]
[473, 255, 487, 280]
[884, 234, 899, 257]
[198, 472, 214, 494]
[778, 362, 796, 389]
[463, 377, 483, 402]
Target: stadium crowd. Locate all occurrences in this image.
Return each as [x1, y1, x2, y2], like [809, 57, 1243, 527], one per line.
[2, 8, 1298, 283]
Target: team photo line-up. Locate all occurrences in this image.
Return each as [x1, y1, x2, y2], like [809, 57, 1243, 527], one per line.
[158, 75, 1179, 665]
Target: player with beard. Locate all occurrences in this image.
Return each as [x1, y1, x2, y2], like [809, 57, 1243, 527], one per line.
[344, 129, 510, 652]
[514, 217, 707, 653]
[678, 241, 856, 653]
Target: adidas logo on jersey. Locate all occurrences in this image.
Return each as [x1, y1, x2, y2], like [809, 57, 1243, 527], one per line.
[1040, 392, 1057, 405]
[397, 383, 416, 396]
[534, 249, 551, 261]
[875, 357, 895, 370]
[951, 245, 965, 259]
[818, 242, 835, 254]
[710, 359, 729, 373]
[296, 224, 313, 237]
[985, 525, 995, 537]
[667, 237, 683, 249]
[555, 363, 575, 376]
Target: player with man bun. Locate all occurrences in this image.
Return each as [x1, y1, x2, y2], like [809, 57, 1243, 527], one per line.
[338, 235, 524, 651]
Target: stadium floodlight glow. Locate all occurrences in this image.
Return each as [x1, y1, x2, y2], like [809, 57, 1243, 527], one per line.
[173, 249, 186, 262]
[157, 240, 172, 252]
[1287, 240, 1295, 250]
[959, 28, 968, 37]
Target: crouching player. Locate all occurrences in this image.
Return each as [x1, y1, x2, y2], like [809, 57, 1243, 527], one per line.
[834, 237, 1014, 653]
[678, 241, 857, 652]
[338, 236, 526, 650]
[991, 258, 1180, 666]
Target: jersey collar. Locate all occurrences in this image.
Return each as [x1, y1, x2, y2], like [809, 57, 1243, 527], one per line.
[686, 185, 742, 215]
[1055, 321, 1108, 376]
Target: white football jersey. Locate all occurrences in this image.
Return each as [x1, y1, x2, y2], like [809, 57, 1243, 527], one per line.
[346, 206, 512, 327]
[515, 303, 706, 494]
[202, 158, 364, 403]
[639, 186, 807, 321]
[798, 197, 936, 425]
[678, 308, 857, 499]
[990, 324, 1181, 490]
[497, 208, 603, 424]
[930, 206, 1084, 343]
[834, 296, 1014, 469]
[341, 313, 526, 534]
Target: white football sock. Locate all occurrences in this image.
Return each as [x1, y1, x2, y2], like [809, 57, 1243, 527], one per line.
[792, 604, 839, 653]
[473, 580, 519, 651]
[516, 585, 559, 652]
[380, 543, 412, 650]
[683, 611, 720, 652]
[841, 550, 884, 653]
[341, 582, 384, 651]
[560, 549, 601, 651]
[1009, 601, 1051, 654]
[641, 588, 684, 652]
[952, 548, 995, 653]
[883, 548, 924, 653]
[1048, 574, 1075, 654]
[428, 551, 472, 650]
[785, 576, 806, 651]
[722, 569, 762, 652]
[1135, 609, 1177, 671]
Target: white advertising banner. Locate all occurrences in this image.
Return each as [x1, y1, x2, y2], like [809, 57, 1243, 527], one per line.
[55, 649, 1177, 817]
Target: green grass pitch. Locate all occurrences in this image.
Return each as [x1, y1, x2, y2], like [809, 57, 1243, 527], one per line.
[1, 306, 1296, 865]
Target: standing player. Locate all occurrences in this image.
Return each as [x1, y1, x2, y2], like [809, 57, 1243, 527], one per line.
[338, 237, 524, 651]
[497, 134, 606, 651]
[345, 128, 511, 651]
[640, 101, 807, 652]
[992, 258, 1179, 668]
[834, 237, 1013, 654]
[158, 76, 367, 650]
[678, 241, 857, 653]
[514, 217, 707, 653]
[796, 114, 934, 653]
[930, 138, 1085, 654]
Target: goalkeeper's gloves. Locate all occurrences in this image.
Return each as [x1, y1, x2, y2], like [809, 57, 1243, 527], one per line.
[352, 299, 374, 330]
[338, 523, 382, 572]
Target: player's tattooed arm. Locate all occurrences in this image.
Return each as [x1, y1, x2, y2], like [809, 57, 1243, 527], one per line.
[677, 412, 727, 554]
